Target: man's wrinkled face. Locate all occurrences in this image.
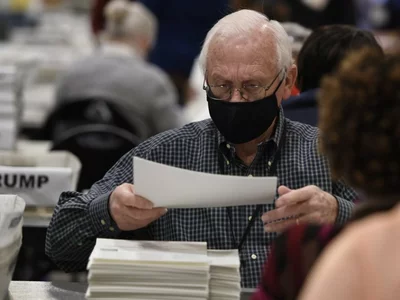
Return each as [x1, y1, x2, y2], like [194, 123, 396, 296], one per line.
[205, 30, 285, 104]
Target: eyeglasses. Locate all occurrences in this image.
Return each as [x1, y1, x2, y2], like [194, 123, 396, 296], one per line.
[203, 69, 284, 101]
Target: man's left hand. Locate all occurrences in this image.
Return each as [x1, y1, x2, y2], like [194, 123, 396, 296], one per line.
[262, 185, 338, 233]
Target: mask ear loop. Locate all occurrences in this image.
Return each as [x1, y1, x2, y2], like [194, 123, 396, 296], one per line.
[274, 69, 287, 93]
[267, 69, 287, 100]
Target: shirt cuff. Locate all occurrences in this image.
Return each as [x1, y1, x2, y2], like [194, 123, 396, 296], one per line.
[88, 191, 121, 237]
[335, 196, 355, 225]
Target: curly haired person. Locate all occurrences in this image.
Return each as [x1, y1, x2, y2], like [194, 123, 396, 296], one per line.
[253, 48, 399, 300]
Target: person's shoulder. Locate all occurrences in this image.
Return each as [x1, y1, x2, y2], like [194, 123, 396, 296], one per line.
[133, 119, 216, 155]
[60, 54, 117, 81]
[283, 89, 318, 108]
[285, 118, 319, 142]
[131, 61, 177, 98]
[60, 55, 95, 75]
[136, 61, 173, 86]
[342, 205, 400, 249]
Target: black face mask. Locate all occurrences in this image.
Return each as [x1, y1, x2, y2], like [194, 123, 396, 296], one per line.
[207, 77, 284, 144]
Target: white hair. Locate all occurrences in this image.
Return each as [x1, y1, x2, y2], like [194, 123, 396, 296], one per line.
[105, 0, 158, 47]
[199, 9, 292, 75]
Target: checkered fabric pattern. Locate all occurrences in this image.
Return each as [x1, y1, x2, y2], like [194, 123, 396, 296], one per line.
[45, 108, 357, 288]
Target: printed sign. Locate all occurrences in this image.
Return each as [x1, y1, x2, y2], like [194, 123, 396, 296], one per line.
[0, 166, 73, 206]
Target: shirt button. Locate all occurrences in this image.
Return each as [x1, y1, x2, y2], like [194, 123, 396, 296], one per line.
[109, 226, 115, 232]
[100, 219, 106, 225]
[226, 160, 230, 165]
[226, 144, 231, 149]
[268, 161, 272, 167]
[248, 216, 252, 221]
[248, 174, 253, 177]
[251, 254, 257, 260]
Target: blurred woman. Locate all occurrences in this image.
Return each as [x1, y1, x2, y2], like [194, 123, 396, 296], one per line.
[299, 49, 400, 300]
[252, 47, 400, 300]
[56, 0, 183, 140]
[137, 0, 230, 106]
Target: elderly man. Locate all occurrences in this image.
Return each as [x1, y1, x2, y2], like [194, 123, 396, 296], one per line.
[46, 9, 356, 288]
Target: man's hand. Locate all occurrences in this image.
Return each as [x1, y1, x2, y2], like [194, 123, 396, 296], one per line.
[109, 183, 167, 231]
[262, 185, 338, 233]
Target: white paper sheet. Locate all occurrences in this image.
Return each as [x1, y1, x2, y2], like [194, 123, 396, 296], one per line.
[133, 157, 277, 208]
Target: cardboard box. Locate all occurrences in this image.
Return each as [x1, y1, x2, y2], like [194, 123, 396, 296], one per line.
[0, 151, 81, 207]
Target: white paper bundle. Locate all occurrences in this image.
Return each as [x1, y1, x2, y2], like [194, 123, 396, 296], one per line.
[0, 65, 22, 151]
[208, 250, 241, 300]
[0, 195, 25, 300]
[0, 118, 17, 151]
[86, 239, 210, 300]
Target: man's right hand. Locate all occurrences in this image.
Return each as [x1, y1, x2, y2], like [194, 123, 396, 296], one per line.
[109, 183, 167, 231]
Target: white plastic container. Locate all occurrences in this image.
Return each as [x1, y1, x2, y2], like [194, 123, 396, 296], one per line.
[0, 195, 25, 300]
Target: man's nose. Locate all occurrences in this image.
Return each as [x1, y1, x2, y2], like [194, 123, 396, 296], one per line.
[230, 88, 244, 102]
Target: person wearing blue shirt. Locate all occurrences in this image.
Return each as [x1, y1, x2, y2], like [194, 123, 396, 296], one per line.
[283, 25, 382, 127]
[138, 0, 231, 106]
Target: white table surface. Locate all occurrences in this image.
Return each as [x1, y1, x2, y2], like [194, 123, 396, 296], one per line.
[8, 281, 86, 300]
[23, 210, 52, 228]
[8, 281, 255, 300]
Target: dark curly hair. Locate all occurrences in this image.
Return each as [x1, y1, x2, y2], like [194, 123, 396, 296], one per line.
[319, 48, 400, 197]
[297, 25, 383, 92]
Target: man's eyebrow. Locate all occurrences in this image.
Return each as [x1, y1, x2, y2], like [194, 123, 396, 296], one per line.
[208, 74, 231, 83]
[208, 72, 226, 79]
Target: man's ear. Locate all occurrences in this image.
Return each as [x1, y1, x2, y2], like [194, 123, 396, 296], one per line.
[282, 64, 298, 100]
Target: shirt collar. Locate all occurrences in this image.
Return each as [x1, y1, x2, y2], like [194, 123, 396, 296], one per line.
[216, 107, 286, 155]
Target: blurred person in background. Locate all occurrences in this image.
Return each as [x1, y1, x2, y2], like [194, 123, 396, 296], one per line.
[300, 208, 400, 300]
[252, 47, 399, 300]
[261, 0, 357, 29]
[280, 22, 311, 96]
[137, 0, 231, 107]
[0, 0, 42, 33]
[357, 0, 400, 29]
[55, 0, 183, 141]
[283, 25, 382, 126]
[298, 49, 400, 300]
[91, 0, 135, 43]
[91, 0, 110, 38]
[280, 22, 311, 63]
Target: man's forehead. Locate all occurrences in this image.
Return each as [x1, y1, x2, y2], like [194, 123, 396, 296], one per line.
[207, 35, 277, 69]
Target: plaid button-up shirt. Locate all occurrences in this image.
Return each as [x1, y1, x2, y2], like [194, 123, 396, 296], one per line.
[46, 109, 357, 288]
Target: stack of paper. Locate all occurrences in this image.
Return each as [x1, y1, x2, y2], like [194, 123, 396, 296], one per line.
[208, 250, 241, 300]
[0, 65, 22, 151]
[0, 195, 25, 300]
[86, 239, 211, 300]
